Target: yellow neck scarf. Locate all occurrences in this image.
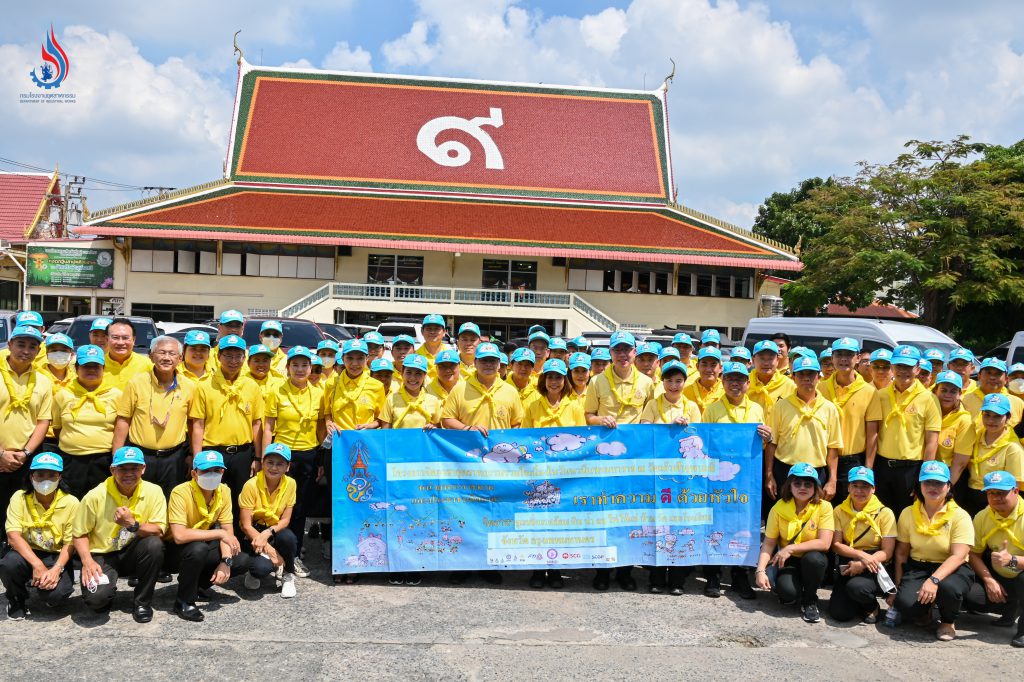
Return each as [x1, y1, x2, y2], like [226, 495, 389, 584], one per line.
[393, 387, 434, 428]
[189, 479, 223, 529]
[254, 472, 294, 526]
[774, 499, 820, 545]
[749, 370, 788, 403]
[1, 362, 36, 414]
[883, 380, 926, 429]
[655, 395, 690, 424]
[785, 392, 828, 439]
[837, 494, 884, 546]
[603, 366, 645, 417]
[217, 371, 245, 419]
[689, 379, 724, 411]
[824, 372, 868, 409]
[722, 395, 755, 423]
[71, 381, 111, 418]
[334, 371, 367, 410]
[912, 499, 960, 536]
[535, 395, 571, 427]
[24, 489, 65, 541]
[466, 375, 502, 423]
[980, 501, 1024, 551]
[972, 427, 1017, 477]
[105, 476, 143, 538]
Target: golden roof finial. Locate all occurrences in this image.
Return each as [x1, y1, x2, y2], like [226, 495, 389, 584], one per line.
[233, 30, 244, 65]
[662, 58, 676, 91]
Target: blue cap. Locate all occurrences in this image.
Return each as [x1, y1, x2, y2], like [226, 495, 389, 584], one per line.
[568, 352, 592, 370]
[259, 320, 283, 335]
[263, 442, 292, 462]
[183, 330, 211, 347]
[403, 354, 429, 372]
[459, 322, 481, 338]
[422, 313, 445, 327]
[311, 356, 323, 367]
[45, 333, 73, 349]
[90, 318, 112, 332]
[193, 450, 225, 471]
[510, 348, 536, 364]
[248, 343, 273, 357]
[919, 460, 951, 483]
[591, 347, 611, 361]
[549, 337, 568, 352]
[499, 352, 509, 365]
[342, 339, 368, 355]
[435, 349, 460, 365]
[847, 466, 875, 486]
[541, 359, 567, 376]
[722, 361, 749, 377]
[609, 331, 636, 348]
[698, 346, 723, 362]
[831, 337, 860, 353]
[753, 340, 779, 355]
[528, 330, 551, 344]
[819, 348, 833, 359]
[671, 332, 694, 347]
[701, 329, 721, 344]
[659, 360, 687, 377]
[15, 311, 44, 327]
[111, 446, 145, 467]
[571, 336, 590, 349]
[637, 342, 659, 357]
[363, 331, 385, 346]
[29, 452, 63, 472]
[947, 347, 975, 363]
[891, 345, 921, 366]
[791, 355, 821, 373]
[982, 393, 1012, 416]
[475, 342, 501, 360]
[218, 310, 244, 324]
[75, 344, 105, 366]
[869, 349, 893, 363]
[218, 335, 247, 352]
[370, 358, 393, 373]
[527, 324, 546, 336]
[982, 470, 1017, 492]
[918, 359, 932, 373]
[1009, 363, 1024, 376]
[729, 347, 751, 361]
[391, 334, 415, 348]
[923, 349, 946, 363]
[10, 325, 43, 342]
[659, 347, 680, 361]
[286, 345, 314, 361]
[316, 340, 339, 353]
[789, 346, 812, 359]
[934, 370, 963, 389]
[788, 463, 820, 481]
[979, 357, 1008, 374]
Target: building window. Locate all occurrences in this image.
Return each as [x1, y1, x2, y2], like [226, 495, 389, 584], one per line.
[567, 259, 670, 295]
[0, 281, 18, 310]
[367, 254, 423, 285]
[223, 242, 335, 279]
[677, 268, 754, 299]
[482, 259, 537, 290]
[132, 303, 214, 324]
[132, 238, 217, 275]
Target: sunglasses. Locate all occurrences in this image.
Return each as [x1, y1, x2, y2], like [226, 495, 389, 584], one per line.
[791, 478, 817, 489]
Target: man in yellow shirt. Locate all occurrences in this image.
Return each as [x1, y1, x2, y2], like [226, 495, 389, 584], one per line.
[103, 319, 153, 391]
[324, 339, 386, 433]
[748, 340, 795, 419]
[113, 336, 196, 498]
[455, 323, 481, 379]
[962, 358, 1024, 431]
[0, 326, 52, 536]
[869, 349, 894, 390]
[945, 348, 977, 393]
[866, 345, 941, 515]
[670, 332, 697, 378]
[526, 330, 551, 372]
[73, 446, 167, 622]
[683, 346, 724, 414]
[820, 337, 876, 502]
[415, 313, 450, 378]
[426, 349, 462, 403]
[89, 318, 112, 350]
[965, 471, 1024, 647]
[164, 450, 246, 622]
[633, 342, 660, 380]
[257, 320, 288, 379]
[0, 312, 47, 368]
[245, 343, 281, 399]
[506, 348, 539, 408]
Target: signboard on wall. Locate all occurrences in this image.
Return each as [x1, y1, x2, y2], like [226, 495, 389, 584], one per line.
[27, 246, 114, 288]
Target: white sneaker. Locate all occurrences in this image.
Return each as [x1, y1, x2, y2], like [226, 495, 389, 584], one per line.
[293, 558, 310, 578]
[281, 572, 297, 598]
[274, 565, 284, 587]
[244, 573, 261, 591]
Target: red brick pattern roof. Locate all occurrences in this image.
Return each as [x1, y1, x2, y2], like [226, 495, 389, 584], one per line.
[0, 172, 57, 243]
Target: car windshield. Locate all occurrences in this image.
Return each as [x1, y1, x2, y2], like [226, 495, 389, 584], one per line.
[242, 320, 325, 348]
[895, 340, 959, 356]
[377, 324, 416, 340]
[68, 318, 158, 352]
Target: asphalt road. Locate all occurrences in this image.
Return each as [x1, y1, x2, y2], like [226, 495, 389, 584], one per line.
[2, 534, 1018, 680]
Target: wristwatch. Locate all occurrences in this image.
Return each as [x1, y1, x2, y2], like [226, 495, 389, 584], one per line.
[222, 556, 234, 567]
[1010, 556, 1019, 571]
[928, 575, 940, 585]
[127, 521, 141, 533]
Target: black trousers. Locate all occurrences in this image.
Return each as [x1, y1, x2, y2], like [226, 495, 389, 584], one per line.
[963, 560, 1024, 633]
[287, 448, 319, 555]
[0, 464, 27, 535]
[649, 566, 691, 589]
[872, 455, 921, 516]
[134, 441, 189, 500]
[835, 452, 865, 504]
[0, 548, 74, 607]
[958, 487, 988, 518]
[828, 566, 883, 621]
[61, 451, 112, 501]
[701, 565, 748, 585]
[241, 526, 297, 575]
[164, 539, 249, 602]
[207, 443, 254, 512]
[82, 535, 165, 611]
[894, 559, 974, 624]
[774, 550, 828, 606]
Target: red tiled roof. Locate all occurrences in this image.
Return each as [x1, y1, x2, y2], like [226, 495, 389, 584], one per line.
[0, 171, 58, 243]
[826, 302, 918, 319]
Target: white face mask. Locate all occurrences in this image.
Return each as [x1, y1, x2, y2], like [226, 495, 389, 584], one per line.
[47, 351, 71, 369]
[319, 355, 336, 369]
[1010, 378, 1024, 394]
[196, 472, 223, 491]
[262, 336, 282, 351]
[32, 479, 58, 496]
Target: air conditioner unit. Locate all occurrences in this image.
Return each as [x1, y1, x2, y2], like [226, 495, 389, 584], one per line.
[759, 295, 784, 317]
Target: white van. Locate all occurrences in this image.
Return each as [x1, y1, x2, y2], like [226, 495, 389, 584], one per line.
[1006, 331, 1024, 366]
[741, 317, 959, 356]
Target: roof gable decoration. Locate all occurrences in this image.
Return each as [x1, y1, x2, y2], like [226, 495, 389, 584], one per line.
[0, 169, 60, 243]
[224, 59, 675, 204]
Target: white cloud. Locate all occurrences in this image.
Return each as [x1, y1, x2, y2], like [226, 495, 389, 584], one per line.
[382, 20, 437, 68]
[579, 8, 628, 56]
[322, 41, 373, 72]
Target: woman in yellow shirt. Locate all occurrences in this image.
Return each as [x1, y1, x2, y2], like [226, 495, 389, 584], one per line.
[180, 330, 212, 383]
[522, 359, 586, 431]
[829, 466, 897, 623]
[934, 371, 975, 492]
[567, 353, 591, 402]
[589, 347, 610, 376]
[640, 361, 701, 428]
[755, 463, 834, 623]
[37, 334, 75, 450]
[370, 358, 396, 396]
[957, 394, 1024, 516]
[506, 348, 539, 409]
[239, 443, 298, 598]
[891, 460, 975, 641]
[0, 453, 79, 618]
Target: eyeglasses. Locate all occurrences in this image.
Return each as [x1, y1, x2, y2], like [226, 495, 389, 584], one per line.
[791, 478, 816, 489]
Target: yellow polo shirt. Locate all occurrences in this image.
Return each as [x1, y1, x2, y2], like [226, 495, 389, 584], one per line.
[72, 479, 168, 554]
[968, 431, 1024, 490]
[522, 395, 586, 428]
[583, 367, 655, 425]
[442, 376, 524, 429]
[896, 503, 973, 563]
[768, 393, 843, 467]
[508, 378, 540, 411]
[962, 388, 1024, 429]
[425, 378, 460, 404]
[116, 370, 196, 450]
[866, 382, 942, 461]
[325, 371, 385, 430]
[682, 379, 724, 414]
[103, 352, 153, 391]
[820, 374, 875, 455]
[972, 499, 1024, 579]
[239, 474, 297, 526]
[5, 490, 79, 552]
[765, 500, 834, 555]
[37, 365, 73, 439]
[640, 394, 701, 425]
[832, 502, 896, 551]
[936, 406, 976, 468]
[167, 481, 233, 535]
[268, 349, 288, 379]
[380, 388, 443, 429]
[0, 363, 53, 450]
[189, 372, 265, 446]
[702, 396, 765, 425]
[415, 343, 449, 379]
[180, 366, 211, 385]
[248, 372, 283, 401]
[52, 382, 122, 456]
[265, 380, 324, 450]
[747, 371, 795, 420]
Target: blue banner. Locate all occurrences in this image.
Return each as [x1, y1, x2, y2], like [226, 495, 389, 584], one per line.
[331, 424, 762, 573]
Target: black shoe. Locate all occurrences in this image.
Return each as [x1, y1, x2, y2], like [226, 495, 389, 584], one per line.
[704, 580, 721, 598]
[388, 573, 406, 585]
[173, 600, 204, 622]
[133, 605, 154, 623]
[6, 599, 27, 620]
[616, 575, 637, 591]
[308, 523, 321, 539]
[993, 614, 1017, 627]
[862, 608, 879, 625]
[548, 573, 563, 589]
[649, 584, 664, 594]
[1012, 633, 1024, 648]
[448, 573, 466, 585]
[801, 603, 821, 623]
[127, 576, 139, 588]
[529, 571, 546, 589]
[592, 575, 610, 591]
[404, 575, 422, 586]
[157, 571, 172, 584]
[482, 571, 503, 585]
[669, 586, 685, 596]
[731, 574, 756, 600]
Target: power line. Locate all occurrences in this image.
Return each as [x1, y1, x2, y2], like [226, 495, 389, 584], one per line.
[0, 156, 149, 190]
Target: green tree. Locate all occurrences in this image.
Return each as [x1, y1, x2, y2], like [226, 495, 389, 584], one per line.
[752, 177, 831, 249]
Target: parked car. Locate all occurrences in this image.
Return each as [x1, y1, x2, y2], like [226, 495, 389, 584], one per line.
[0, 310, 18, 349]
[240, 317, 326, 350]
[45, 318, 74, 338]
[316, 322, 354, 342]
[1006, 332, 1024, 366]
[376, 321, 425, 344]
[338, 324, 377, 339]
[67, 315, 161, 354]
[742, 317, 959, 357]
[158, 323, 219, 345]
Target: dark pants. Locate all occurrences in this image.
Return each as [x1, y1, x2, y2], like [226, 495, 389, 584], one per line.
[0, 464, 27, 535]
[959, 487, 988, 518]
[242, 526, 297, 576]
[873, 455, 921, 516]
[62, 451, 112, 501]
[828, 567, 883, 621]
[82, 535, 165, 611]
[835, 453, 865, 504]
[702, 565, 749, 586]
[773, 551, 827, 606]
[207, 444, 254, 512]
[0, 549, 74, 607]
[134, 441, 189, 500]
[594, 566, 633, 582]
[164, 539, 249, 603]
[287, 448, 318, 555]
[649, 566, 691, 589]
[963, 560, 1024, 633]
[894, 559, 974, 624]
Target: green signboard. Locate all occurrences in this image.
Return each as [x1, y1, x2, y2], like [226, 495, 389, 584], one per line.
[27, 246, 114, 288]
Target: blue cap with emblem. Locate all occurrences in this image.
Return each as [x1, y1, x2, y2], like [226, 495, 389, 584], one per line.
[568, 352, 591, 370]
[847, 466, 874, 486]
[193, 450, 225, 471]
[919, 460, 950, 483]
[248, 344, 272, 357]
[549, 337, 568, 352]
[316, 340, 339, 353]
[475, 342, 501, 360]
[541, 359, 567, 376]
[753, 340, 779, 356]
[934, 370, 963, 390]
[510, 348, 536, 364]
[362, 331, 384, 346]
[16, 311, 44, 327]
[459, 322, 481, 338]
[869, 349, 893, 363]
[30, 452, 63, 472]
[729, 347, 751, 361]
[218, 335, 246, 352]
[591, 347, 611, 361]
[422, 313, 445, 327]
[90, 317, 112, 332]
[286, 345, 314, 361]
[45, 332, 73, 349]
[75, 344, 105, 365]
[698, 346, 723, 362]
[218, 310, 244, 324]
[978, 357, 1008, 374]
[609, 330, 636, 349]
[722, 361, 749, 377]
[672, 332, 693, 347]
[183, 330, 211, 347]
[791, 355, 821, 373]
[701, 329, 721, 345]
[259, 320, 283, 335]
[263, 442, 292, 462]
[788, 462, 820, 481]
[831, 337, 860, 353]
[370, 358, 393, 373]
[982, 393, 1012, 416]
[403, 354, 429, 372]
[435, 349, 460, 365]
[392, 334, 416, 347]
[891, 345, 921, 366]
[342, 339, 368, 355]
[982, 470, 1017, 492]
[111, 446, 145, 467]
[637, 342, 659, 357]
[947, 347, 975, 363]
[10, 325, 43, 342]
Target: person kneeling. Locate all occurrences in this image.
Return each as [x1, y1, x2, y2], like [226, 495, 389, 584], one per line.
[72, 447, 167, 623]
[165, 451, 248, 621]
[239, 443, 299, 598]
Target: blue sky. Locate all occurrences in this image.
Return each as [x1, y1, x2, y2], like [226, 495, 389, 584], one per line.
[2, 1, 1023, 226]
